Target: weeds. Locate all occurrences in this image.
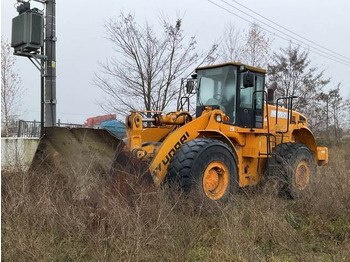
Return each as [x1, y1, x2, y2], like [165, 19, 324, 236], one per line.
[2, 146, 350, 261]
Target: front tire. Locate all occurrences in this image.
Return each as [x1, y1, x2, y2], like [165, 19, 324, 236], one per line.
[167, 138, 239, 203]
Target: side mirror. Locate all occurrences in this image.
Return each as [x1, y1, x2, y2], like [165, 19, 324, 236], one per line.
[186, 79, 195, 94]
[267, 82, 277, 105]
[243, 71, 254, 88]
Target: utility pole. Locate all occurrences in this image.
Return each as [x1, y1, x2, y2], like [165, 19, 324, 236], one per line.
[11, 0, 57, 136]
[44, 0, 57, 127]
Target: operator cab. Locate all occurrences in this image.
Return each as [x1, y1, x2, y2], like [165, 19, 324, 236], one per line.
[195, 62, 266, 129]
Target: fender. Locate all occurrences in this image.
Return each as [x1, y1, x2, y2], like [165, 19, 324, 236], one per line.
[197, 129, 239, 161]
[292, 127, 317, 154]
[292, 127, 328, 165]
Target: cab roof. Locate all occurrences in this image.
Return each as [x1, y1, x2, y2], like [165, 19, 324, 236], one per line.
[196, 62, 266, 74]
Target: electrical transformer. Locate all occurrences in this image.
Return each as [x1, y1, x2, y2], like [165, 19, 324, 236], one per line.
[11, 9, 44, 54]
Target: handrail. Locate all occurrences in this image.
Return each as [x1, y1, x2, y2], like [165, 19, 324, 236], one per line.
[275, 96, 298, 134]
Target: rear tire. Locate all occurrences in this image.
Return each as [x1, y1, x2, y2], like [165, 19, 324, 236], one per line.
[167, 138, 238, 203]
[269, 143, 316, 199]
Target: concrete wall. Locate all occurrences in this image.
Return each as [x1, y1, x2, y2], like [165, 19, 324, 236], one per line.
[1, 138, 39, 171]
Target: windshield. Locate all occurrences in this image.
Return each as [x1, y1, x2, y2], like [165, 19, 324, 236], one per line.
[197, 66, 237, 124]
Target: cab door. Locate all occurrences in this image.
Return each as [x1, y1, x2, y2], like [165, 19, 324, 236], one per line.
[236, 73, 265, 128]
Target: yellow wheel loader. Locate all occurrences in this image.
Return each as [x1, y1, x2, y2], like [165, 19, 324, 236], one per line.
[31, 62, 328, 201]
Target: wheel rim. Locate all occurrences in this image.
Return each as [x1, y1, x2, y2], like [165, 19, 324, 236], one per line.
[295, 160, 310, 190]
[202, 161, 229, 200]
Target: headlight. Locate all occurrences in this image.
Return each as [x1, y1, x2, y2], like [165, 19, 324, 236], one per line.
[215, 114, 222, 123]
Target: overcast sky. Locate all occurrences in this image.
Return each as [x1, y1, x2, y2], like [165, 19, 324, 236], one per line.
[2, 0, 350, 124]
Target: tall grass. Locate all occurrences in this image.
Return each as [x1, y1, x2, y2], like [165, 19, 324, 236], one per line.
[2, 146, 350, 261]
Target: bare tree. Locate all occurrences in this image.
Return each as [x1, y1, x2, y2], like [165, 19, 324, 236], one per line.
[241, 23, 272, 68]
[317, 85, 350, 143]
[94, 12, 217, 116]
[327, 85, 349, 143]
[318, 92, 331, 141]
[219, 23, 242, 63]
[218, 23, 272, 68]
[1, 38, 22, 137]
[267, 45, 330, 131]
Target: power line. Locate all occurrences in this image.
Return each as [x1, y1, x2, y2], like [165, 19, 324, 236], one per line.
[229, 0, 350, 62]
[218, 0, 350, 66]
[207, 0, 350, 67]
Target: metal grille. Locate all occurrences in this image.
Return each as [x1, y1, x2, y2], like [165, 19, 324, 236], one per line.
[14, 120, 84, 138]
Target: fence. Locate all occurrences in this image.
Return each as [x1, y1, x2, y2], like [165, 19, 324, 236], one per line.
[16, 120, 84, 138]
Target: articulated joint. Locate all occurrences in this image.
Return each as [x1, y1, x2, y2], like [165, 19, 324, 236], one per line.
[153, 111, 192, 126]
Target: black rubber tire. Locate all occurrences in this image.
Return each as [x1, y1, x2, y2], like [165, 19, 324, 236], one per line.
[268, 143, 316, 199]
[167, 138, 239, 203]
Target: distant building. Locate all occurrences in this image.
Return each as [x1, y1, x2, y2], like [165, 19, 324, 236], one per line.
[85, 114, 116, 128]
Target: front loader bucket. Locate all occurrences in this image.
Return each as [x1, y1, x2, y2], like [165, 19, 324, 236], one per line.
[30, 127, 154, 200]
[30, 127, 125, 175]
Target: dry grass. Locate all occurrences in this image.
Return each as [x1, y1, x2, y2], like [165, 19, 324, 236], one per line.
[2, 145, 350, 261]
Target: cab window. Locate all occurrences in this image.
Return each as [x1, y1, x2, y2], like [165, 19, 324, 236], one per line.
[239, 73, 264, 109]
